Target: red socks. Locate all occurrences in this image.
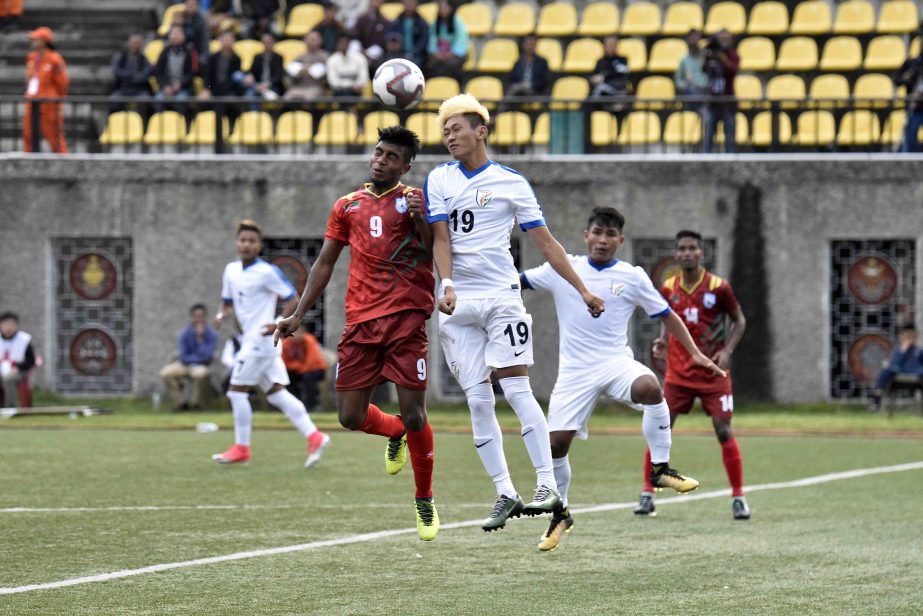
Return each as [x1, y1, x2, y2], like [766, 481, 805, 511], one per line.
[406, 422, 435, 499]
[642, 448, 654, 492]
[357, 404, 405, 439]
[721, 438, 744, 497]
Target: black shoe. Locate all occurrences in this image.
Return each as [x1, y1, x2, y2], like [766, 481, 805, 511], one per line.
[634, 491, 656, 516]
[481, 494, 525, 532]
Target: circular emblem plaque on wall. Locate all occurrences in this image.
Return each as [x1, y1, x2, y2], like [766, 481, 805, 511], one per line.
[847, 255, 897, 305]
[270, 255, 308, 294]
[846, 334, 892, 384]
[651, 256, 681, 287]
[69, 253, 118, 301]
[69, 329, 118, 376]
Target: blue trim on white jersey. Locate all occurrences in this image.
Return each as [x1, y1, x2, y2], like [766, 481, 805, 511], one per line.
[270, 263, 298, 299]
[222, 297, 233, 303]
[520, 272, 533, 290]
[459, 159, 493, 179]
[424, 162, 455, 223]
[428, 214, 449, 223]
[587, 256, 620, 271]
[519, 219, 546, 231]
[649, 306, 671, 319]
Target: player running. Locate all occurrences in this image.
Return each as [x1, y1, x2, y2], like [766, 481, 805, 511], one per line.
[521, 208, 725, 551]
[274, 127, 439, 541]
[425, 93, 606, 532]
[212, 220, 330, 468]
[636, 229, 750, 520]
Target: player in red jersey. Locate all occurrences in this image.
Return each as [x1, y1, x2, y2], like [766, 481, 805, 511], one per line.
[636, 229, 750, 520]
[274, 126, 439, 540]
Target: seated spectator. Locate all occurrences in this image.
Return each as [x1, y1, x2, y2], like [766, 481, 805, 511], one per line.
[284, 31, 329, 101]
[353, 0, 390, 70]
[176, 0, 211, 59]
[159, 304, 218, 411]
[387, 0, 429, 68]
[425, 0, 467, 79]
[675, 29, 708, 110]
[154, 24, 199, 106]
[589, 35, 630, 99]
[869, 324, 923, 411]
[244, 30, 285, 99]
[312, 2, 348, 54]
[370, 31, 409, 75]
[205, 0, 239, 37]
[281, 323, 328, 412]
[507, 35, 550, 97]
[240, 0, 280, 40]
[0, 0, 23, 32]
[0, 312, 36, 408]
[199, 30, 245, 98]
[894, 46, 923, 153]
[326, 34, 368, 98]
[702, 29, 740, 154]
[110, 33, 153, 105]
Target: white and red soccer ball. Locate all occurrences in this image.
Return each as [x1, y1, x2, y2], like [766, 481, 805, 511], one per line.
[372, 59, 425, 110]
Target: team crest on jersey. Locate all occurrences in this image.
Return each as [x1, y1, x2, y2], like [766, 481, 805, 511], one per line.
[343, 200, 360, 212]
[611, 282, 626, 297]
[395, 196, 408, 214]
[703, 292, 716, 308]
[475, 189, 493, 208]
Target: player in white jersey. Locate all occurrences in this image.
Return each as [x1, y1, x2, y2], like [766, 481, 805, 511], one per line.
[521, 207, 725, 551]
[211, 220, 330, 467]
[425, 94, 607, 532]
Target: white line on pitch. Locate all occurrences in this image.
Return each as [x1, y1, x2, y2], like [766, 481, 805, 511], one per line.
[1, 461, 921, 596]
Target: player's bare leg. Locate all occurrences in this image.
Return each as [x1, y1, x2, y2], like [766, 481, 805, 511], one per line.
[713, 415, 749, 519]
[264, 382, 328, 468]
[396, 385, 438, 540]
[538, 430, 576, 551]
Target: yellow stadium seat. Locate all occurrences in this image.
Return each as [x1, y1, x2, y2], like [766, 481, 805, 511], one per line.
[458, 3, 492, 37]
[648, 38, 687, 73]
[767, 74, 806, 109]
[796, 110, 836, 145]
[275, 111, 313, 145]
[617, 111, 661, 145]
[562, 38, 604, 73]
[143, 111, 186, 146]
[621, 2, 661, 36]
[734, 74, 763, 109]
[465, 76, 504, 109]
[185, 111, 230, 145]
[536, 38, 563, 72]
[360, 110, 400, 144]
[99, 111, 144, 145]
[418, 2, 438, 23]
[737, 37, 775, 71]
[878, 0, 919, 34]
[477, 39, 519, 72]
[853, 73, 895, 108]
[590, 111, 618, 146]
[209, 39, 221, 55]
[819, 36, 862, 71]
[809, 74, 850, 108]
[912, 37, 921, 59]
[532, 112, 550, 145]
[704, 1, 747, 35]
[315, 111, 359, 145]
[494, 3, 535, 37]
[751, 111, 792, 145]
[833, 0, 874, 35]
[273, 40, 308, 66]
[715, 112, 750, 145]
[464, 41, 476, 71]
[618, 38, 648, 73]
[776, 36, 818, 71]
[285, 3, 324, 37]
[747, 1, 788, 35]
[550, 76, 590, 110]
[144, 39, 163, 66]
[837, 110, 881, 145]
[881, 110, 906, 144]
[662, 2, 704, 36]
[579, 2, 619, 36]
[380, 2, 403, 21]
[536, 2, 578, 37]
[158, 4, 184, 37]
[406, 112, 442, 145]
[493, 111, 532, 146]
[635, 76, 675, 109]
[663, 111, 703, 144]
[228, 111, 274, 145]
[420, 76, 460, 110]
[864, 36, 906, 71]
[790, 1, 832, 35]
[233, 40, 265, 72]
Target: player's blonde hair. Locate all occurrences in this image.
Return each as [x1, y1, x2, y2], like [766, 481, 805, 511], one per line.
[437, 93, 490, 128]
[237, 219, 262, 237]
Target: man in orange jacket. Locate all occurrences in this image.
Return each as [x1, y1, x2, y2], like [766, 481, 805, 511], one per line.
[0, 0, 23, 32]
[23, 27, 69, 153]
[281, 324, 329, 412]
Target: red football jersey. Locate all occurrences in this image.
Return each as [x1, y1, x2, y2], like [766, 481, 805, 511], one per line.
[661, 269, 739, 390]
[326, 183, 435, 325]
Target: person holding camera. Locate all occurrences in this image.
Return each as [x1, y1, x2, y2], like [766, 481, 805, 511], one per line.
[702, 29, 739, 154]
[675, 29, 709, 112]
[894, 45, 923, 152]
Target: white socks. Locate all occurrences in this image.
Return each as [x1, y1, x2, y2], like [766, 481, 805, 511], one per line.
[228, 390, 252, 446]
[466, 382, 516, 497]
[267, 389, 317, 437]
[641, 400, 672, 464]
[552, 456, 571, 509]
[499, 376, 556, 490]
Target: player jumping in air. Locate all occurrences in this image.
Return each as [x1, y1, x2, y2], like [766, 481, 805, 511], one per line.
[275, 127, 439, 541]
[212, 220, 330, 468]
[425, 93, 606, 532]
[637, 230, 750, 520]
[521, 208, 725, 551]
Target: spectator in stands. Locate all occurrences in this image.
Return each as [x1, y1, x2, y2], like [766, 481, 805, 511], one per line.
[240, 0, 280, 40]
[326, 33, 368, 106]
[674, 29, 708, 111]
[589, 36, 630, 99]
[507, 35, 550, 97]
[0, 0, 23, 32]
[244, 30, 285, 100]
[387, 0, 429, 68]
[868, 324, 923, 411]
[159, 304, 218, 411]
[281, 323, 328, 412]
[425, 0, 467, 80]
[0, 312, 36, 408]
[312, 2, 348, 54]
[353, 0, 390, 69]
[205, 0, 239, 37]
[175, 0, 211, 59]
[702, 29, 740, 154]
[154, 24, 199, 108]
[369, 31, 409, 75]
[894, 47, 923, 153]
[23, 27, 69, 154]
[110, 33, 153, 109]
[284, 31, 329, 100]
[199, 30, 245, 98]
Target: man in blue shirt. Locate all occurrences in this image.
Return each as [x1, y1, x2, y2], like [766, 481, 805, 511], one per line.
[160, 303, 218, 410]
[869, 324, 923, 410]
[387, 0, 428, 68]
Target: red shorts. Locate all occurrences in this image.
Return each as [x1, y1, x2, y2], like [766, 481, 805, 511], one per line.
[664, 378, 734, 418]
[336, 309, 429, 391]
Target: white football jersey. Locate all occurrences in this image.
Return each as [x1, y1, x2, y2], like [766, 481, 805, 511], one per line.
[425, 160, 545, 299]
[522, 256, 670, 370]
[221, 258, 296, 353]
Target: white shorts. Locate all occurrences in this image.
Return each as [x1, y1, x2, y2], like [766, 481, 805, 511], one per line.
[229, 346, 290, 392]
[438, 297, 534, 391]
[547, 356, 655, 440]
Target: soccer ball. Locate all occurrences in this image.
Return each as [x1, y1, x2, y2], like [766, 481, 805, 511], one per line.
[372, 59, 425, 110]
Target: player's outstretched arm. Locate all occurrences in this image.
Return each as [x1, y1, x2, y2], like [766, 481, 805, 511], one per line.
[274, 239, 345, 345]
[661, 310, 727, 378]
[431, 220, 456, 315]
[526, 225, 605, 316]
